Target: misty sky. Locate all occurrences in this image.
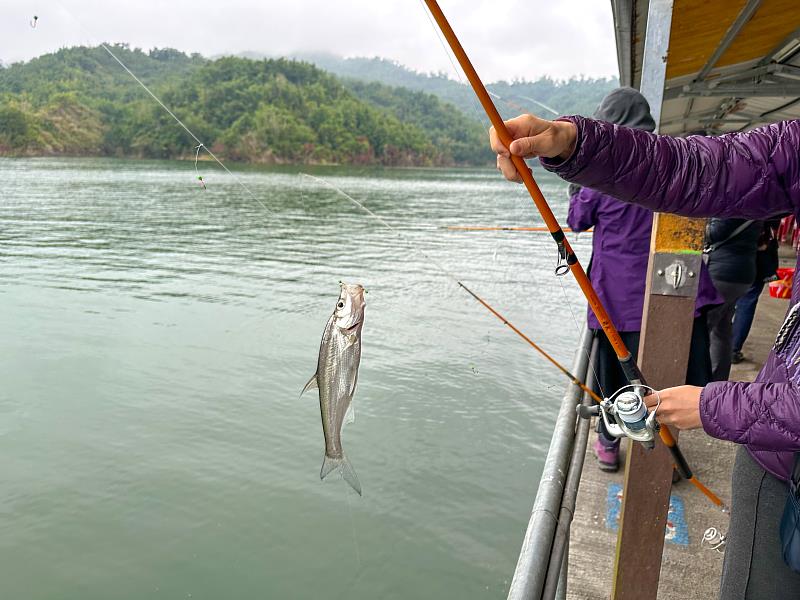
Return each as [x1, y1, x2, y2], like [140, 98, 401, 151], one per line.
[1, 1, 618, 81]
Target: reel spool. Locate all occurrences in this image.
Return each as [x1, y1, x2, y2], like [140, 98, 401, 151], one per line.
[577, 385, 660, 449]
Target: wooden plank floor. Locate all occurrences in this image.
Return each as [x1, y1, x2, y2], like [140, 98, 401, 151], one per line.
[566, 271, 790, 599]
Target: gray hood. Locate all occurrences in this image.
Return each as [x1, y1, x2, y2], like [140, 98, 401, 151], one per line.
[593, 87, 656, 132]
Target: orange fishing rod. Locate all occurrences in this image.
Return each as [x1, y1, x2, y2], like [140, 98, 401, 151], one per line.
[445, 226, 589, 232]
[423, 0, 627, 361]
[306, 174, 726, 511]
[457, 281, 596, 397]
[421, 0, 724, 509]
[459, 281, 726, 511]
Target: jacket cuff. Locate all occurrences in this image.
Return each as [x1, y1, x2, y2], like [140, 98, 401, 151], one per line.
[699, 381, 730, 439]
[540, 116, 591, 179]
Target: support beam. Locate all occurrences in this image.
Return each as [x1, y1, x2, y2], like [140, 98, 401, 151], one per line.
[637, 0, 673, 127]
[611, 0, 635, 87]
[664, 81, 800, 100]
[659, 105, 755, 129]
[611, 2, 706, 598]
[758, 26, 800, 67]
[694, 0, 762, 82]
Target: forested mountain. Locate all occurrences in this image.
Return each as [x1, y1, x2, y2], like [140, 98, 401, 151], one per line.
[0, 46, 488, 166]
[295, 53, 618, 119]
[0, 46, 617, 165]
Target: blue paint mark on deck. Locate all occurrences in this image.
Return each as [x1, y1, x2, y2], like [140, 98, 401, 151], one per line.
[606, 483, 689, 546]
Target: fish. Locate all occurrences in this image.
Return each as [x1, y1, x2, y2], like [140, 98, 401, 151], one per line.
[301, 282, 366, 495]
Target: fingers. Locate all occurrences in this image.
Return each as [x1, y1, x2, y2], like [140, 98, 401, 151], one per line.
[505, 113, 550, 138]
[489, 114, 544, 156]
[643, 386, 703, 430]
[496, 154, 521, 183]
[489, 125, 510, 157]
[509, 136, 541, 158]
[490, 114, 577, 183]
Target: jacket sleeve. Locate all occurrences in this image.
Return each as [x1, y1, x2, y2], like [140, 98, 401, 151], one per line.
[699, 381, 800, 451]
[541, 117, 800, 219]
[566, 187, 599, 232]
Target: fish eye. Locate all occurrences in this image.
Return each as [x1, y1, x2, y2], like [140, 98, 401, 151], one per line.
[337, 301, 344, 309]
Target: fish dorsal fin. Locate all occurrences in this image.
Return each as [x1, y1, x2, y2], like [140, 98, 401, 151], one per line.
[300, 374, 318, 397]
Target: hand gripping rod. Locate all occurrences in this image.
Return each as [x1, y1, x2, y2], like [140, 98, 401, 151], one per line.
[421, 0, 726, 512]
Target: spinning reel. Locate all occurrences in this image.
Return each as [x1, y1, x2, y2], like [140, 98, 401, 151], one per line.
[577, 385, 661, 449]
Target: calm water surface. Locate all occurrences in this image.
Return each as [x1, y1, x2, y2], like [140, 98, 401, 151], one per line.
[0, 157, 591, 599]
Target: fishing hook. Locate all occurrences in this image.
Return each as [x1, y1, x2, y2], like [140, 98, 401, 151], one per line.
[30, 15, 38, 28]
[194, 144, 206, 190]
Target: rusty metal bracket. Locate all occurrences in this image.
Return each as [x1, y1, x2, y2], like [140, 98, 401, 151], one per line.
[650, 252, 702, 297]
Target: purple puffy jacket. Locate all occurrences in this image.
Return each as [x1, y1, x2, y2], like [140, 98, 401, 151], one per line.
[542, 116, 800, 482]
[568, 187, 721, 331]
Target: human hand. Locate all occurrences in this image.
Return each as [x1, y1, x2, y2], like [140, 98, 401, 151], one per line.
[644, 385, 703, 430]
[489, 114, 577, 183]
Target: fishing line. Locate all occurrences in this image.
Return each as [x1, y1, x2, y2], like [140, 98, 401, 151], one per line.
[557, 276, 607, 399]
[344, 486, 362, 569]
[303, 173, 584, 390]
[418, 0, 730, 513]
[50, 0, 273, 214]
[194, 144, 207, 190]
[415, 0, 491, 133]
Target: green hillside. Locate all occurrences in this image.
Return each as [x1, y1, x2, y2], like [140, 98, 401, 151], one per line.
[295, 53, 618, 119]
[0, 46, 489, 166]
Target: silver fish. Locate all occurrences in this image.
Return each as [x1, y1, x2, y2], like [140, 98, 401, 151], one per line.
[301, 283, 366, 495]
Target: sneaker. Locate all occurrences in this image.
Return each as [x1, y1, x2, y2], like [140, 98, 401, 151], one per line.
[731, 350, 745, 364]
[594, 438, 620, 472]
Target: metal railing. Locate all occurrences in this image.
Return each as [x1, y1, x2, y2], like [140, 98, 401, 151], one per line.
[507, 327, 598, 600]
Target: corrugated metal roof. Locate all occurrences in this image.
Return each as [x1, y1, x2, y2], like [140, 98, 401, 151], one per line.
[616, 0, 800, 134]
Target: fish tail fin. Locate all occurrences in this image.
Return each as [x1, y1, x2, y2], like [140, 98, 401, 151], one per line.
[320, 454, 362, 496]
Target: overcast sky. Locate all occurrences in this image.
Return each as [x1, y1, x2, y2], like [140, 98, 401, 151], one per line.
[1, 1, 618, 81]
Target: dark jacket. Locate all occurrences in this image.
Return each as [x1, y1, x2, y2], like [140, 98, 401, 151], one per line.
[541, 116, 800, 482]
[704, 218, 761, 284]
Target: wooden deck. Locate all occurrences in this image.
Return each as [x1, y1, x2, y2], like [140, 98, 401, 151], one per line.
[566, 263, 791, 599]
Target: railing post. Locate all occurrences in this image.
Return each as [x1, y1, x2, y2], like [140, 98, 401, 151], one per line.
[507, 327, 593, 600]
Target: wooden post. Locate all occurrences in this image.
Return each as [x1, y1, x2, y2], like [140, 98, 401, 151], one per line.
[610, 1, 707, 598]
[611, 215, 706, 600]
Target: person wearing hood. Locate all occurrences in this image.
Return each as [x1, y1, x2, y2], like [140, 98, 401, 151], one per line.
[489, 110, 800, 599]
[566, 88, 722, 472]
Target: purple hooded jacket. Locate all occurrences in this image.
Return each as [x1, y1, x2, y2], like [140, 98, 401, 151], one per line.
[568, 187, 722, 331]
[542, 116, 800, 482]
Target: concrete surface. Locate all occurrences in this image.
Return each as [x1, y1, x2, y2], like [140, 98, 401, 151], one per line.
[565, 256, 793, 600]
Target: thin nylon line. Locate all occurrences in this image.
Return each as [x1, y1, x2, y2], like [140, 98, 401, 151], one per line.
[303, 173, 581, 386]
[416, 0, 491, 133]
[96, 43, 274, 214]
[52, 0, 273, 215]
[302, 174, 463, 283]
[344, 486, 362, 568]
[558, 276, 607, 399]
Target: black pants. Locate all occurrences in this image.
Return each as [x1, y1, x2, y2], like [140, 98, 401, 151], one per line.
[592, 315, 712, 444]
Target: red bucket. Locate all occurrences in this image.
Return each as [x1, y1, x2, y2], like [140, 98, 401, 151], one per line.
[769, 279, 793, 299]
[776, 267, 795, 282]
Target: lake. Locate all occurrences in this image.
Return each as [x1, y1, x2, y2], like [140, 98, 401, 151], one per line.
[0, 157, 591, 599]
